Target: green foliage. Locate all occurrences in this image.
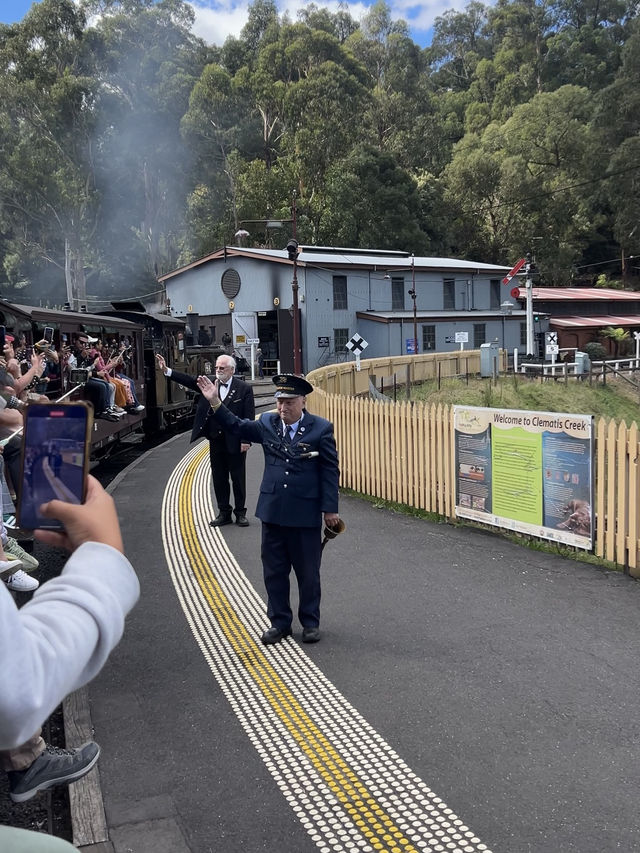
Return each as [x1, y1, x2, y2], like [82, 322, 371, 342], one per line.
[583, 341, 608, 361]
[1, 0, 640, 301]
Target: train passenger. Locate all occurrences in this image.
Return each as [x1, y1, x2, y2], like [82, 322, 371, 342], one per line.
[72, 336, 122, 421]
[196, 373, 341, 645]
[156, 352, 255, 527]
[0, 475, 139, 841]
[112, 342, 144, 413]
[0, 450, 39, 593]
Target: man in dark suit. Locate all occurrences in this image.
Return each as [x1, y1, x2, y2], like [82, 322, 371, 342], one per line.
[196, 373, 340, 645]
[156, 353, 255, 527]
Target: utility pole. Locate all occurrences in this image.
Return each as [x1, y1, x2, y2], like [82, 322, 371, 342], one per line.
[408, 254, 418, 354]
[287, 192, 302, 374]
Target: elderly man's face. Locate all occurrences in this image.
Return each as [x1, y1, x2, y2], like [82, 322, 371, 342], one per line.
[215, 357, 234, 383]
[277, 395, 305, 424]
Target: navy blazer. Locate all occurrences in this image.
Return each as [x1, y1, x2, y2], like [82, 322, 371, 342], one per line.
[212, 406, 339, 528]
[167, 370, 255, 454]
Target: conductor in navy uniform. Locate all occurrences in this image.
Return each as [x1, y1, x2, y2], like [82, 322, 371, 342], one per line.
[197, 372, 340, 644]
[156, 353, 255, 527]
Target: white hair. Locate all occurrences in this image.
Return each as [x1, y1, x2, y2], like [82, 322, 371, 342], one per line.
[216, 355, 236, 371]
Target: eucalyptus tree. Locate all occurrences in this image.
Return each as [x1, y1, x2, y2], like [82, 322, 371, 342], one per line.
[0, 0, 101, 303]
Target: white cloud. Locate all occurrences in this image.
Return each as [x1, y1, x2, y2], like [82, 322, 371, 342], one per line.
[187, 0, 471, 47]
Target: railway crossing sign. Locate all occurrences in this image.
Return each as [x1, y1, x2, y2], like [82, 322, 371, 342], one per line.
[345, 333, 369, 371]
[545, 331, 559, 359]
[346, 333, 368, 354]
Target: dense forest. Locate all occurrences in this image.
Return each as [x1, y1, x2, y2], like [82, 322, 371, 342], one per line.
[0, 0, 639, 308]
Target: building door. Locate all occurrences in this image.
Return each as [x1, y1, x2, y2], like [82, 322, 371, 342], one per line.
[277, 308, 294, 373]
[257, 311, 279, 376]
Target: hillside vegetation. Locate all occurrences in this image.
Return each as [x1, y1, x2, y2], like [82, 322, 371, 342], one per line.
[411, 376, 640, 425]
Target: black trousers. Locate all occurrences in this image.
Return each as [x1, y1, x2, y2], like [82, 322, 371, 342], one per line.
[208, 440, 247, 516]
[261, 522, 322, 630]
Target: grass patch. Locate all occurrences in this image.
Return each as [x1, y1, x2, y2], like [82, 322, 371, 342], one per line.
[410, 375, 640, 424]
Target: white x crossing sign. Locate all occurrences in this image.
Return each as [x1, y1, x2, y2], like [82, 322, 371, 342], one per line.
[545, 331, 558, 346]
[345, 333, 369, 354]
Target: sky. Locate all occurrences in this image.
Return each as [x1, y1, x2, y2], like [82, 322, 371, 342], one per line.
[0, 0, 467, 48]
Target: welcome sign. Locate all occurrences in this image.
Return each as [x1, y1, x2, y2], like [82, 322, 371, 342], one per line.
[454, 406, 594, 550]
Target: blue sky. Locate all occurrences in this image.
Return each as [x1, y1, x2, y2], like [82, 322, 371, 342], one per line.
[0, 0, 465, 48]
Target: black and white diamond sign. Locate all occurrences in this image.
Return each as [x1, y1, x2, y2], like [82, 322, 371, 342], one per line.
[345, 333, 369, 354]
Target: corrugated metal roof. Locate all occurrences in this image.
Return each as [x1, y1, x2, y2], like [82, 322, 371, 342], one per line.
[158, 246, 510, 280]
[517, 287, 640, 301]
[357, 309, 526, 321]
[550, 315, 640, 328]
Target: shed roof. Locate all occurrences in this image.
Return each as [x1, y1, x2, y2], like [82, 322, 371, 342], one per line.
[550, 315, 640, 329]
[517, 287, 640, 302]
[158, 246, 510, 282]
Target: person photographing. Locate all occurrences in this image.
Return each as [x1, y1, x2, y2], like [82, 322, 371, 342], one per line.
[197, 372, 340, 645]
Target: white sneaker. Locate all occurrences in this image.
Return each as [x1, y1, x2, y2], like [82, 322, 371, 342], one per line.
[133, 404, 145, 412]
[4, 537, 39, 571]
[5, 569, 39, 592]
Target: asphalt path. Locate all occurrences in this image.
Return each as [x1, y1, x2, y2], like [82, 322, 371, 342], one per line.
[88, 431, 640, 853]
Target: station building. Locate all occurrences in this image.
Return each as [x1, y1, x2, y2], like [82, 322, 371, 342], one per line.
[157, 246, 518, 374]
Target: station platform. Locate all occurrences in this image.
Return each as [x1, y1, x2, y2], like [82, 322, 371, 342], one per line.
[72, 431, 640, 853]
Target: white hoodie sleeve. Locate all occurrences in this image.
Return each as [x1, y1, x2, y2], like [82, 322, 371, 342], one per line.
[0, 541, 140, 749]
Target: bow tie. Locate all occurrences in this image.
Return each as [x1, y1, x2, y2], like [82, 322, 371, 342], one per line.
[218, 381, 228, 389]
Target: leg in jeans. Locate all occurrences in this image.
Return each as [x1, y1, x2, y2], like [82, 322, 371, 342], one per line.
[0, 730, 45, 771]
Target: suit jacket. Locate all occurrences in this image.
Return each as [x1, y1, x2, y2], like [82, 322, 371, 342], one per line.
[167, 370, 255, 454]
[212, 406, 339, 528]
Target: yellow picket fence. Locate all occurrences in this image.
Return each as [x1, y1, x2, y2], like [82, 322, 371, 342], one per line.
[307, 387, 640, 576]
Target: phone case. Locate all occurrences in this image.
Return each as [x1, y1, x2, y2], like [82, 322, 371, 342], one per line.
[16, 401, 93, 530]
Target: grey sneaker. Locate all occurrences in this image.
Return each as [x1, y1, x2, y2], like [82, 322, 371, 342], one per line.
[4, 536, 39, 571]
[8, 741, 101, 803]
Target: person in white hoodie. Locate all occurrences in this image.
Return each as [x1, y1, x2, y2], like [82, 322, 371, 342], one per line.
[0, 475, 140, 851]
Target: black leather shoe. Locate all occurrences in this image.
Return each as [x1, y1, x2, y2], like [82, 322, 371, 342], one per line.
[261, 626, 292, 645]
[235, 515, 249, 527]
[210, 514, 233, 527]
[302, 627, 321, 643]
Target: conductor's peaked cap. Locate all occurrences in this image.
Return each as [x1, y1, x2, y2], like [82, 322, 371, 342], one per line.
[272, 374, 314, 398]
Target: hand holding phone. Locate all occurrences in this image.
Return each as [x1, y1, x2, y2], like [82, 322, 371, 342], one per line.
[34, 475, 124, 554]
[43, 326, 54, 344]
[17, 402, 93, 530]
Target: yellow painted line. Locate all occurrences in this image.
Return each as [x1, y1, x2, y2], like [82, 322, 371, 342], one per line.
[161, 441, 492, 853]
[177, 447, 420, 853]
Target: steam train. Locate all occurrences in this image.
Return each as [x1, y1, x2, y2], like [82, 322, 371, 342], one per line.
[0, 298, 225, 456]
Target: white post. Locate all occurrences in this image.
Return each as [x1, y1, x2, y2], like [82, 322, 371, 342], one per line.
[514, 348, 519, 373]
[250, 342, 256, 381]
[459, 341, 464, 351]
[525, 260, 535, 356]
[355, 353, 362, 372]
[634, 331, 640, 368]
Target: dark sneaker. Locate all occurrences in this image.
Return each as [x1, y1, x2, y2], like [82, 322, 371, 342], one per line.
[210, 514, 233, 527]
[8, 741, 101, 803]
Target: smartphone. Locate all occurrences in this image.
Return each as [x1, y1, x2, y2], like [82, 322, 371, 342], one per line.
[0, 326, 5, 351]
[43, 326, 54, 344]
[17, 402, 93, 530]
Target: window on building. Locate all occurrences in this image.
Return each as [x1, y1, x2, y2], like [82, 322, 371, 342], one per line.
[422, 325, 436, 351]
[520, 322, 527, 346]
[443, 278, 455, 310]
[473, 323, 486, 348]
[392, 277, 405, 310]
[333, 276, 348, 310]
[334, 328, 349, 352]
[490, 279, 501, 309]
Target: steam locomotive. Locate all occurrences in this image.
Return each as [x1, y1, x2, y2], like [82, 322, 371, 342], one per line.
[0, 298, 225, 456]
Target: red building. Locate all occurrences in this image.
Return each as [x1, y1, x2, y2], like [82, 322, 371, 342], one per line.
[516, 287, 640, 354]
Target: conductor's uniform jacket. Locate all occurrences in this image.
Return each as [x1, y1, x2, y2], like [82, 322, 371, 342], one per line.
[211, 405, 340, 629]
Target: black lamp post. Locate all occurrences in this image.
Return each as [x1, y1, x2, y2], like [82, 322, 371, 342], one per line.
[286, 237, 302, 374]
[407, 254, 418, 354]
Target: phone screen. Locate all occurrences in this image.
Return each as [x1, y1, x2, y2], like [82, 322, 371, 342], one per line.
[17, 402, 93, 530]
[43, 326, 54, 344]
[0, 326, 5, 351]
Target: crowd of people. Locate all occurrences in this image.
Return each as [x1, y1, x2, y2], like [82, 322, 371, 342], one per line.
[0, 329, 143, 595]
[0, 347, 341, 850]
